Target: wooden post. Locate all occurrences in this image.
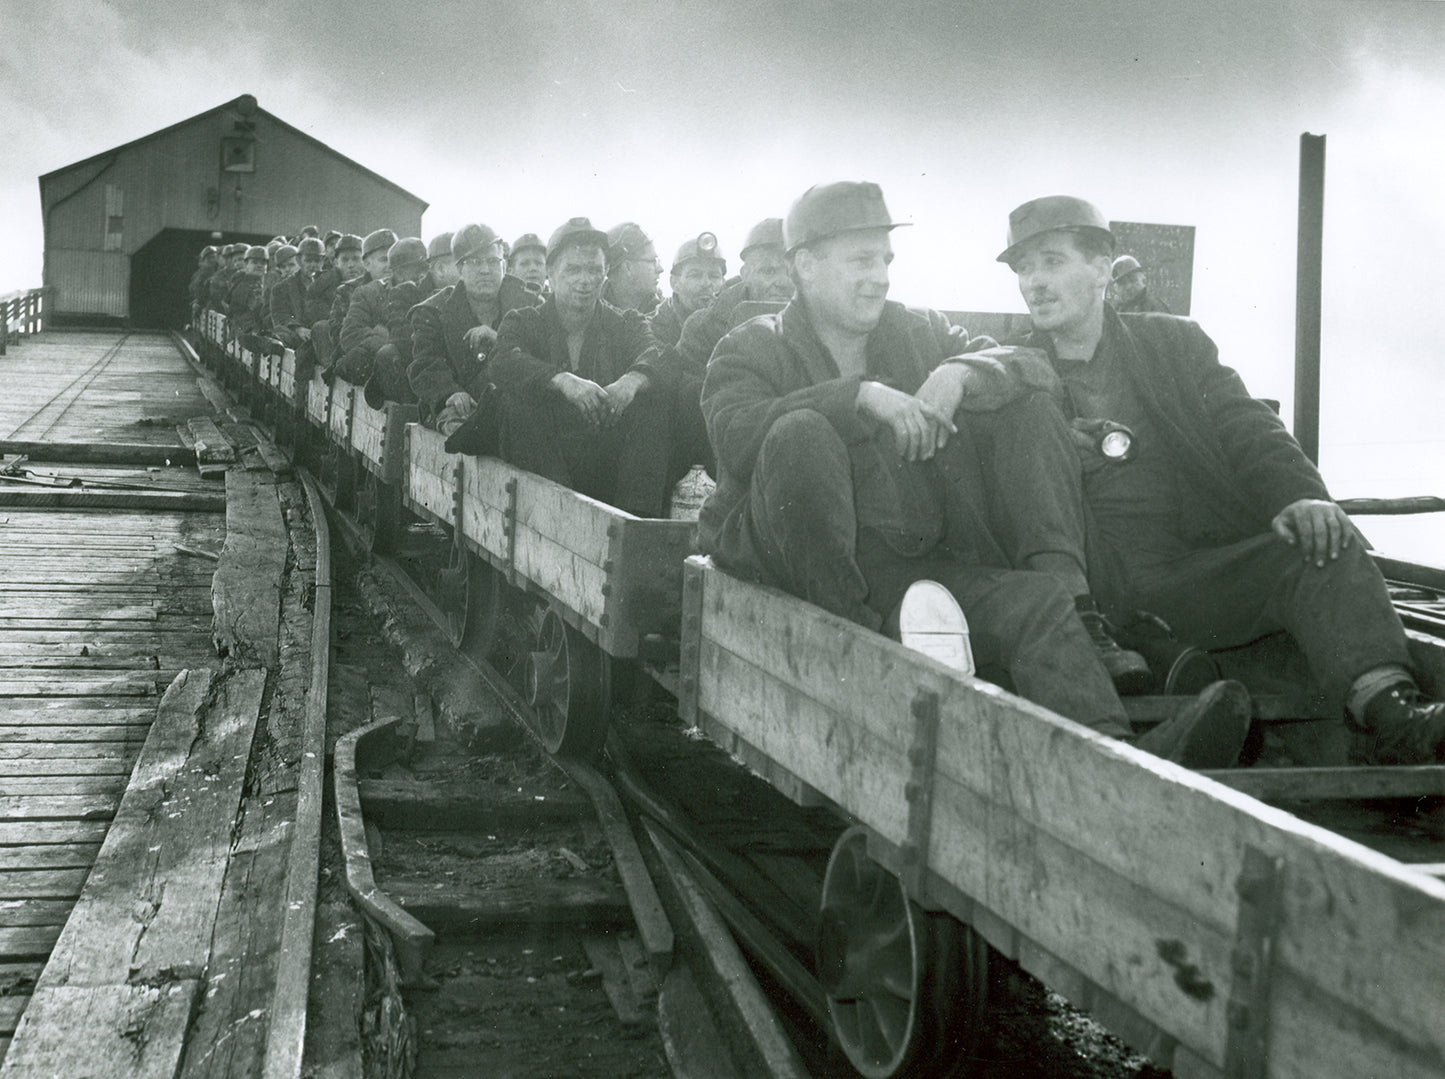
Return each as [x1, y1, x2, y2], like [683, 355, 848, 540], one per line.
[1, 296, 9, 355]
[1295, 133, 1326, 464]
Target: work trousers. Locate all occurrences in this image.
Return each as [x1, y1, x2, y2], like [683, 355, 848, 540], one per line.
[498, 386, 673, 519]
[741, 404, 1127, 736]
[1094, 529, 1411, 709]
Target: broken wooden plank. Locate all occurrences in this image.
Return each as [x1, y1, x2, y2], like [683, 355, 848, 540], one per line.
[212, 469, 286, 668]
[184, 415, 236, 478]
[0, 980, 199, 1079]
[40, 667, 264, 987]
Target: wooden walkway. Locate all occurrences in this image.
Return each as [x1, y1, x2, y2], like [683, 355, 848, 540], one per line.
[0, 331, 327, 1078]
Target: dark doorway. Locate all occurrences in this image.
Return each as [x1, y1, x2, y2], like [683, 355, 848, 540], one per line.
[129, 228, 272, 329]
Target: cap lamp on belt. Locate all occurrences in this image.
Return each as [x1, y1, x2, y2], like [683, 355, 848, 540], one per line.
[1098, 422, 1135, 462]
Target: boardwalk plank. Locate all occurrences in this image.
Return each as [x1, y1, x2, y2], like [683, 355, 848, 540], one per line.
[0, 870, 89, 900]
[0, 823, 109, 846]
[211, 470, 286, 668]
[0, 928, 60, 960]
[0, 901, 71, 928]
[0, 726, 148, 744]
[0, 846, 101, 870]
[0, 795, 117, 821]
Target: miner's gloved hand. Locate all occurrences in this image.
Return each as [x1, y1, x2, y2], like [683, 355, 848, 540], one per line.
[1271, 498, 1358, 568]
[463, 325, 497, 356]
[435, 391, 478, 437]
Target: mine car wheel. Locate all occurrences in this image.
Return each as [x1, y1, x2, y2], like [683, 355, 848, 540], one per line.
[818, 827, 990, 1079]
[436, 541, 471, 647]
[318, 442, 341, 504]
[457, 555, 513, 664]
[525, 605, 610, 760]
[355, 470, 400, 554]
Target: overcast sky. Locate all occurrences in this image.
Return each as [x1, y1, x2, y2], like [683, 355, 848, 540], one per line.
[3, 0, 1443, 555]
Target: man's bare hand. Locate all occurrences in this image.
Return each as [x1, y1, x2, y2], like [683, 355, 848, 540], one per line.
[915, 365, 967, 438]
[857, 381, 956, 462]
[552, 371, 611, 426]
[463, 325, 498, 354]
[1272, 498, 1355, 567]
[602, 371, 649, 424]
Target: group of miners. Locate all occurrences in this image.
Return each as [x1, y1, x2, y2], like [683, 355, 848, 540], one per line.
[183, 183, 1445, 772]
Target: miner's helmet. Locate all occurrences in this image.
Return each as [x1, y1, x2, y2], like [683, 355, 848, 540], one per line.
[997, 195, 1115, 265]
[1111, 254, 1143, 281]
[739, 218, 785, 261]
[671, 232, 726, 275]
[362, 228, 399, 259]
[549, 217, 611, 266]
[297, 237, 326, 259]
[387, 237, 429, 272]
[427, 232, 455, 262]
[606, 222, 652, 268]
[299, 225, 320, 240]
[244, 245, 268, 262]
[335, 233, 364, 255]
[511, 233, 546, 257]
[324, 230, 343, 247]
[200, 246, 220, 261]
[451, 223, 504, 264]
[783, 181, 909, 254]
[225, 243, 247, 258]
[274, 244, 298, 268]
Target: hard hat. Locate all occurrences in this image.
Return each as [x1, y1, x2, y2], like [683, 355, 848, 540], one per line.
[387, 237, 429, 272]
[244, 245, 268, 262]
[200, 246, 220, 261]
[510, 232, 546, 256]
[299, 225, 320, 239]
[783, 181, 909, 254]
[739, 218, 785, 261]
[996, 195, 1114, 264]
[1111, 254, 1143, 281]
[324, 230, 343, 246]
[335, 233, 364, 255]
[274, 244, 298, 267]
[549, 217, 610, 265]
[297, 237, 325, 258]
[225, 243, 248, 257]
[671, 232, 726, 274]
[362, 228, 399, 258]
[265, 239, 284, 258]
[606, 222, 652, 266]
[451, 223, 504, 264]
[427, 232, 455, 262]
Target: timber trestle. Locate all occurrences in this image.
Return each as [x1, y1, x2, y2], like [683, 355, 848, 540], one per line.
[0, 329, 329, 1079]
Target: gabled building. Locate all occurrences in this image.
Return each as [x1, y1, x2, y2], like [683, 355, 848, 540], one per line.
[39, 94, 428, 328]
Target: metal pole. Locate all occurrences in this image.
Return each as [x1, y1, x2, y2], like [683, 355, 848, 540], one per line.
[1295, 133, 1326, 464]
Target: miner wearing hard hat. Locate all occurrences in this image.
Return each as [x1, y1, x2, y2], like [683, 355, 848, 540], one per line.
[1108, 253, 1170, 313]
[425, 232, 460, 292]
[485, 217, 673, 517]
[696, 181, 1248, 764]
[508, 233, 548, 293]
[661, 217, 796, 478]
[268, 236, 327, 348]
[408, 223, 542, 437]
[205, 243, 247, 312]
[988, 192, 1445, 764]
[224, 245, 270, 341]
[188, 246, 221, 321]
[649, 233, 727, 349]
[309, 233, 365, 371]
[602, 222, 662, 315]
[316, 228, 395, 372]
[335, 236, 429, 403]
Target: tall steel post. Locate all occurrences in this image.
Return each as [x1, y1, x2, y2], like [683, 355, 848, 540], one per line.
[1295, 133, 1326, 463]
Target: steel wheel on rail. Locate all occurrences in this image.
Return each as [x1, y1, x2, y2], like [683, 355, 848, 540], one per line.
[435, 540, 471, 647]
[355, 470, 400, 554]
[818, 826, 989, 1079]
[525, 604, 610, 760]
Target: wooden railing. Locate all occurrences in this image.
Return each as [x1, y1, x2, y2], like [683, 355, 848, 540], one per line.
[0, 288, 48, 354]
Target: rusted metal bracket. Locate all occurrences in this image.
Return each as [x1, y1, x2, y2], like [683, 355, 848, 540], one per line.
[503, 476, 519, 586]
[1224, 845, 1284, 1079]
[901, 689, 942, 901]
[451, 459, 465, 536]
[678, 560, 705, 727]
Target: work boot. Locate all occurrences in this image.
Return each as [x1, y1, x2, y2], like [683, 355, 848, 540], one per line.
[1355, 684, 1445, 765]
[1075, 596, 1151, 695]
[1133, 679, 1251, 768]
[893, 579, 975, 675]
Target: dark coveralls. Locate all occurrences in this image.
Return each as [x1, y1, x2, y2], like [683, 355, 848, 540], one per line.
[1000, 308, 1411, 709]
[336, 278, 426, 404]
[490, 298, 674, 518]
[407, 275, 542, 425]
[698, 298, 1129, 735]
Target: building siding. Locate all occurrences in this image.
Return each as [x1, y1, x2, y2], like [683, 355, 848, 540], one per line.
[41, 98, 426, 319]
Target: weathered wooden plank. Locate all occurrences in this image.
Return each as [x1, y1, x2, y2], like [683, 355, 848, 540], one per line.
[0, 743, 138, 759]
[0, 928, 61, 959]
[0, 676, 160, 697]
[0, 725, 148, 744]
[0, 822, 109, 846]
[0, 870, 89, 900]
[0, 980, 199, 1079]
[212, 469, 285, 668]
[0, 845, 101, 870]
[690, 559, 1445, 1079]
[0, 488, 224, 512]
[0, 441, 183, 466]
[0, 758, 135, 777]
[43, 668, 263, 987]
[0, 795, 116, 821]
[0, 995, 24, 1036]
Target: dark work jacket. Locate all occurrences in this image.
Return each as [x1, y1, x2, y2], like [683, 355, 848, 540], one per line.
[268, 271, 312, 332]
[407, 276, 541, 415]
[327, 271, 374, 328]
[225, 272, 266, 334]
[306, 267, 346, 326]
[1113, 290, 1171, 314]
[206, 266, 240, 310]
[189, 265, 217, 305]
[1013, 308, 1330, 541]
[492, 298, 664, 398]
[697, 298, 987, 570]
[648, 295, 693, 349]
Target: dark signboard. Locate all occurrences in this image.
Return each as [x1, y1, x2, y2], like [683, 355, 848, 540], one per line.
[1109, 221, 1196, 315]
